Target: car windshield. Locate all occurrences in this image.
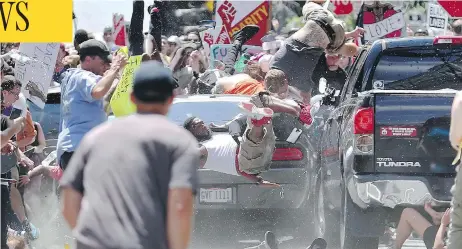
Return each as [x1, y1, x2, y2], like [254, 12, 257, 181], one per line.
[29, 91, 61, 140]
[168, 101, 242, 126]
[371, 48, 462, 90]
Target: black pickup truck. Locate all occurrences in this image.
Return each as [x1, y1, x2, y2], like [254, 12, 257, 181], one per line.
[311, 36, 462, 249]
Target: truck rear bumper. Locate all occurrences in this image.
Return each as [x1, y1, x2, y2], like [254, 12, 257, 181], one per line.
[348, 174, 454, 209]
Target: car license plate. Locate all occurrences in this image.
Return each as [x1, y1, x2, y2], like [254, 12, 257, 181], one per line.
[199, 188, 233, 204]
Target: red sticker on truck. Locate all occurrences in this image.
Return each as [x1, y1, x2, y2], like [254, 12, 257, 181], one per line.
[380, 126, 417, 137]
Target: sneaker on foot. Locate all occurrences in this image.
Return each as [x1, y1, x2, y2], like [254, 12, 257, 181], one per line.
[264, 231, 278, 249]
[232, 25, 260, 44]
[239, 102, 273, 127]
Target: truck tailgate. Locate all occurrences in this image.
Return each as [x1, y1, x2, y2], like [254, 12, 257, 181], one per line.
[374, 93, 457, 174]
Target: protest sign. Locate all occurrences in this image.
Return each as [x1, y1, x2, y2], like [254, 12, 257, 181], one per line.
[110, 49, 142, 117]
[210, 44, 263, 63]
[357, 2, 405, 43]
[427, 3, 448, 35]
[200, 0, 270, 47]
[113, 13, 127, 46]
[200, 30, 215, 59]
[363, 12, 405, 41]
[14, 43, 60, 109]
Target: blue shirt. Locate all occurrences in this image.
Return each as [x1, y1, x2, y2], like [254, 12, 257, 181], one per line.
[57, 68, 107, 159]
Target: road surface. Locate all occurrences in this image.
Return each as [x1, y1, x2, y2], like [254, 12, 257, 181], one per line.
[190, 211, 428, 249]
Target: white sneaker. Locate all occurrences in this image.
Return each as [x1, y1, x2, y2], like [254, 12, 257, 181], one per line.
[238, 102, 273, 120]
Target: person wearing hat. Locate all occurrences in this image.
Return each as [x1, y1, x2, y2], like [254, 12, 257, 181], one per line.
[102, 26, 116, 51]
[57, 39, 127, 172]
[166, 35, 181, 57]
[60, 61, 199, 249]
[73, 29, 90, 53]
[270, 1, 364, 104]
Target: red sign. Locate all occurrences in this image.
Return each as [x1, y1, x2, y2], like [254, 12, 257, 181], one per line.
[380, 126, 417, 137]
[437, 0, 462, 18]
[333, 0, 353, 15]
[113, 14, 127, 46]
[215, 0, 270, 46]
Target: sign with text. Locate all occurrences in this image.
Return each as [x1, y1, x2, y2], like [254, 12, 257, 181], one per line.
[14, 43, 60, 109]
[110, 52, 142, 117]
[358, 2, 405, 43]
[210, 44, 262, 63]
[201, 0, 270, 47]
[427, 3, 448, 34]
[0, 0, 73, 42]
[363, 12, 405, 41]
[380, 126, 417, 137]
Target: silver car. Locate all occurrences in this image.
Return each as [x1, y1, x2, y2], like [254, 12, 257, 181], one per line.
[168, 95, 315, 213]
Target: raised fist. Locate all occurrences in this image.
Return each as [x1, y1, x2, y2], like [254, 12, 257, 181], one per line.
[217, 1, 237, 25]
[203, 33, 214, 47]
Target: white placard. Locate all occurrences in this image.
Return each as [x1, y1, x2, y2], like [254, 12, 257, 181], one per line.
[427, 3, 448, 34]
[210, 44, 262, 63]
[363, 12, 405, 41]
[14, 43, 59, 109]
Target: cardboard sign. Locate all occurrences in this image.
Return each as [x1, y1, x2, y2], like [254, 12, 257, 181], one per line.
[200, 30, 214, 59]
[363, 12, 405, 41]
[110, 49, 142, 117]
[201, 0, 270, 47]
[113, 13, 127, 46]
[14, 43, 60, 109]
[427, 3, 448, 35]
[210, 44, 262, 63]
[358, 2, 405, 43]
[380, 126, 417, 137]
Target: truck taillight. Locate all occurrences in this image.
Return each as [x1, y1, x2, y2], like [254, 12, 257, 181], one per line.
[433, 36, 462, 45]
[272, 148, 303, 161]
[354, 108, 374, 154]
[354, 108, 374, 134]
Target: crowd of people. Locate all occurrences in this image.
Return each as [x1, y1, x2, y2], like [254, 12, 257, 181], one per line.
[1, 0, 462, 249]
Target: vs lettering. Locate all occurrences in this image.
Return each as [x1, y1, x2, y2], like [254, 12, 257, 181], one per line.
[0, 1, 29, 32]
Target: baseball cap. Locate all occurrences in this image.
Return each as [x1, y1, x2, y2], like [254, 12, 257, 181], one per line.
[103, 26, 113, 34]
[167, 35, 180, 44]
[74, 29, 90, 45]
[79, 39, 112, 63]
[132, 61, 179, 102]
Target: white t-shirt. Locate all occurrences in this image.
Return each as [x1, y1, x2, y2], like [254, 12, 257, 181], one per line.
[201, 133, 239, 176]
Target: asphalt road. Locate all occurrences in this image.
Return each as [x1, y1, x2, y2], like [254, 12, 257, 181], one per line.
[24, 181, 427, 249]
[190, 210, 428, 249]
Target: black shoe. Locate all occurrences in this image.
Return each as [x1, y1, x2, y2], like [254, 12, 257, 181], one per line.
[232, 25, 260, 44]
[307, 238, 326, 249]
[264, 231, 278, 249]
